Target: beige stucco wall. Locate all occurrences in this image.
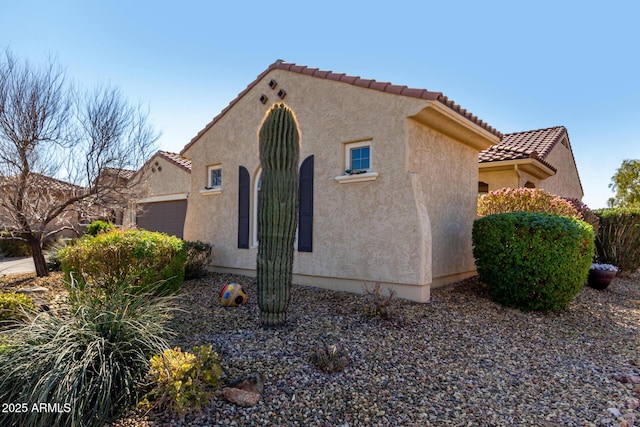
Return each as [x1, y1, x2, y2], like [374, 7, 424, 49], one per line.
[182, 69, 492, 301]
[136, 156, 191, 198]
[478, 169, 521, 193]
[406, 120, 480, 285]
[537, 139, 583, 199]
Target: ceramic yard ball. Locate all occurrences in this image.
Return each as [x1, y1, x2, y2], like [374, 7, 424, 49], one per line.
[220, 282, 248, 307]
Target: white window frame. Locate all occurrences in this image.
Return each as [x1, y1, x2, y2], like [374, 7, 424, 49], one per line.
[335, 139, 379, 184]
[201, 164, 223, 195]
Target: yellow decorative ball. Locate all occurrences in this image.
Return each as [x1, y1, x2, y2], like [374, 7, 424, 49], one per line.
[219, 282, 248, 307]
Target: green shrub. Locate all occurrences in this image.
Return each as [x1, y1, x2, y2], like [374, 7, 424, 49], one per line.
[140, 344, 222, 414]
[0, 293, 36, 324]
[593, 207, 640, 274]
[478, 188, 581, 219]
[85, 220, 116, 237]
[0, 233, 31, 257]
[184, 240, 213, 280]
[0, 289, 174, 427]
[60, 229, 187, 297]
[472, 212, 594, 311]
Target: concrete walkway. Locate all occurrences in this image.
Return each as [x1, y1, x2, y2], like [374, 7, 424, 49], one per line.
[0, 257, 36, 274]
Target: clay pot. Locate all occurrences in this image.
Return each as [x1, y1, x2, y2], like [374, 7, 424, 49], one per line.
[587, 268, 617, 290]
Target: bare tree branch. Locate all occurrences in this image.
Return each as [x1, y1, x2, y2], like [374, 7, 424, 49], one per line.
[0, 48, 159, 276]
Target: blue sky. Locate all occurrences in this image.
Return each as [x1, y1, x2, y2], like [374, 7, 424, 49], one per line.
[2, 1, 639, 208]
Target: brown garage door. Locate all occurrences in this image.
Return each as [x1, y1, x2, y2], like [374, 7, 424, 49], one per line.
[136, 200, 187, 238]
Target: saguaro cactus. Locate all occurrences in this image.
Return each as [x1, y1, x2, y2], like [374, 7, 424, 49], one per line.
[257, 104, 300, 326]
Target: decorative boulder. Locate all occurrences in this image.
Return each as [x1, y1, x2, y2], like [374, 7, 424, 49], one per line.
[220, 282, 248, 307]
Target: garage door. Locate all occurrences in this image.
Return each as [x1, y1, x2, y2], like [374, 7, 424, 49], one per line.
[136, 200, 187, 238]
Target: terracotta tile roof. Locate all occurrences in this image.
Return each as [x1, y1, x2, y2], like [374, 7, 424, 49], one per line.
[157, 151, 192, 172]
[0, 173, 86, 194]
[181, 60, 502, 154]
[102, 167, 137, 181]
[478, 126, 569, 172]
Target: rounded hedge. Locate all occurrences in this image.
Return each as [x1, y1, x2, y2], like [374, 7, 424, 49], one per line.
[60, 229, 187, 297]
[472, 212, 594, 312]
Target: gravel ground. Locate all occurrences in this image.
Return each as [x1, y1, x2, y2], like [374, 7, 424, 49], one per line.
[2, 272, 639, 426]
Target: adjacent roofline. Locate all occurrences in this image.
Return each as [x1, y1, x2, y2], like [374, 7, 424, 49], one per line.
[180, 60, 502, 155]
[479, 158, 556, 180]
[156, 150, 192, 173]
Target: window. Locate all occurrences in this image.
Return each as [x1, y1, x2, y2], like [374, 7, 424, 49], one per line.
[335, 139, 378, 183]
[201, 165, 223, 195]
[346, 141, 372, 172]
[478, 181, 489, 194]
[208, 165, 222, 189]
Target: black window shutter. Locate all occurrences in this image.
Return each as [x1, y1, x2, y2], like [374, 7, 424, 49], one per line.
[238, 166, 250, 249]
[298, 155, 314, 252]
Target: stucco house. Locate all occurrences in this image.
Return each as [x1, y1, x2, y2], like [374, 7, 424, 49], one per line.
[0, 173, 87, 240]
[478, 126, 583, 199]
[179, 60, 503, 302]
[125, 150, 192, 238]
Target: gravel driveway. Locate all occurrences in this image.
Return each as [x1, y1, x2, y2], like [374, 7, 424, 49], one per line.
[113, 273, 640, 426]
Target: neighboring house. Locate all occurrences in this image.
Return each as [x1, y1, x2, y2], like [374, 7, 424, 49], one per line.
[127, 151, 192, 238]
[0, 173, 86, 240]
[478, 126, 583, 199]
[179, 60, 502, 302]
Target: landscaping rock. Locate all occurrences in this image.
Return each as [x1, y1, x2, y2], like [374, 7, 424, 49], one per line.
[227, 372, 264, 395]
[16, 286, 49, 294]
[222, 387, 261, 407]
[222, 373, 264, 407]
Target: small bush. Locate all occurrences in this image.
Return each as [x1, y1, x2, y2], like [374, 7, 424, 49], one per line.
[0, 233, 31, 257]
[140, 345, 222, 414]
[594, 207, 640, 274]
[0, 289, 174, 427]
[60, 229, 187, 298]
[0, 293, 36, 324]
[478, 188, 581, 219]
[473, 212, 594, 311]
[309, 343, 348, 374]
[85, 220, 116, 237]
[184, 240, 213, 280]
[363, 282, 396, 320]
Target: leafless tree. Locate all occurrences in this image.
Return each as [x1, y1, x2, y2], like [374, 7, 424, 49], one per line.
[0, 49, 158, 276]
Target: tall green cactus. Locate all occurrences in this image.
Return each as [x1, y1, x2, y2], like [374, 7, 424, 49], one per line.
[257, 104, 300, 326]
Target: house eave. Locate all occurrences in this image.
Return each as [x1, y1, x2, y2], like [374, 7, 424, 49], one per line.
[410, 101, 500, 151]
[479, 158, 556, 179]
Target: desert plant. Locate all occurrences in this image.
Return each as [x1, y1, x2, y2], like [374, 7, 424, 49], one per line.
[140, 344, 222, 415]
[0, 288, 174, 427]
[309, 343, 348, 374]
[43, 238, 74, 271]
[85, 220, 116, 237]
[473, 212, 594, 311]
[183, 240, 213, 280]
[362, 282, 397, 320]
[0, 293, 36, 324]
[60, 229, 187, 298]
[256, 104, 300, 326]
[593, 207, 640, 274]
[478, 188, 582, 219]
